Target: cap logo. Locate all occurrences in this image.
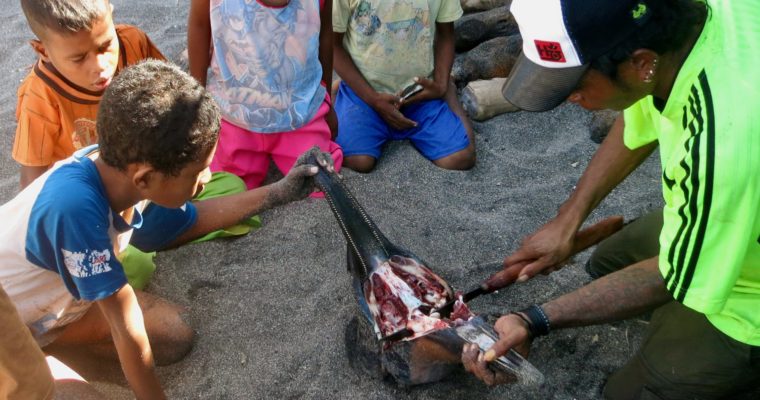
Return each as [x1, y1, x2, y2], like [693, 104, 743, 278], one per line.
[632, 2, 650, 21]
[534, 40, 566, 63]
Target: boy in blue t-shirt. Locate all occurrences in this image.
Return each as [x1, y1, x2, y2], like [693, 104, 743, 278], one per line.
[0, 60, 332, 399]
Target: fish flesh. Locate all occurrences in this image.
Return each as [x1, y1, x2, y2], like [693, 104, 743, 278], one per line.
[364, 255, 475, 341]
[310, 157, 544, 386]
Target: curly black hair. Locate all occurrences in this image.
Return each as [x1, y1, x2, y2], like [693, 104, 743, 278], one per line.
[20, 0, 110, 40]
[97, 60, 220, 176]
[590, 0, 709, 78]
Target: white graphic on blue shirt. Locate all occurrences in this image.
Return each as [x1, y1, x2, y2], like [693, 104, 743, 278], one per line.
[61, 248, 112, 278]
[88, 249, 112, 274]
[22, 146, 198, 301]
[62, 249, 87, 277]
[0, 145, 200, 343]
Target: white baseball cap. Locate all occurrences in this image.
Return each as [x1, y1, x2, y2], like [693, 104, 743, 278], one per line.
[502, 0, 653, 111]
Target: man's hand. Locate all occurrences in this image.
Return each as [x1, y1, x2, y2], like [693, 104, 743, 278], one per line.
[503, 217, 578, 282]
[461, 314, 532, 386]
[370, 93, 417, 130]
[461, 343, 514, 386]
[399, 77, 446, 105]
[264, 147, 334, 207]
[503, 215, 625, 282]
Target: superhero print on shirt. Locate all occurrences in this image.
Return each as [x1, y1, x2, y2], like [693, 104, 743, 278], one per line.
[208, 0, 325, 131]
[350, 0, 429, 51]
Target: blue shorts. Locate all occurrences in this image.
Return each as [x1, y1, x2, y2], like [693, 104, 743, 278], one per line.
[334, 82, 469, 161]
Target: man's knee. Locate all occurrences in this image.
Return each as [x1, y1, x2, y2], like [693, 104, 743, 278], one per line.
[585, 247, 618, 279]
[602, 358, 663, 400]
[605, 302, 759, 400]
[586, 211, 663, 279]
[603, 380, 665, 400]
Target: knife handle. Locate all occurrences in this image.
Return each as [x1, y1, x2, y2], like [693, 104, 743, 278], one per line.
[481, 262, 524, 293]
[481, 215, 624, 292]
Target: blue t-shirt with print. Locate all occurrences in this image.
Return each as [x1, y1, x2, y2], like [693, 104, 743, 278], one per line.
[24, 146, 197, 301]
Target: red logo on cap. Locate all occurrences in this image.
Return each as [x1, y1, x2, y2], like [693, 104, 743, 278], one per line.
[534, 40, 566, 63]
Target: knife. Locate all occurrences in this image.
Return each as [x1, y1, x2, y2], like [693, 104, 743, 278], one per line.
[432, 215, 625, 318]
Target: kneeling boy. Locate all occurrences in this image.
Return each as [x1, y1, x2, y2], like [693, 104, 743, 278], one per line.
[0, 60, 331, 399]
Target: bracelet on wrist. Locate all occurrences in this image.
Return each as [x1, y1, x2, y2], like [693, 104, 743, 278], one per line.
[511, 304, 551, 338]
[510, 311, 532, 328]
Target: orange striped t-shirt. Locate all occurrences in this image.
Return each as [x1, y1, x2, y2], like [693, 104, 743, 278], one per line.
[13, 25, 165, 167]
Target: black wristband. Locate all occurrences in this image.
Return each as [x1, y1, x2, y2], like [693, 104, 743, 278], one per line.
[510, 311, 532, 328]
[517, 304, 551, 338]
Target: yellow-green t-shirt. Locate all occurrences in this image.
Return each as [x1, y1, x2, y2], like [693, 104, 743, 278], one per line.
[333, 0, 463, 94]
[624, 0, 760, 345]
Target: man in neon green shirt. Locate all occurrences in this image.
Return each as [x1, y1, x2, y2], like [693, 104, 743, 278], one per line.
[461, 0, 760, 397]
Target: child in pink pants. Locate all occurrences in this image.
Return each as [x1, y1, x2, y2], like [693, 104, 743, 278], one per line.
[188, 0, 343, 190]
[212, 99, 342, 189]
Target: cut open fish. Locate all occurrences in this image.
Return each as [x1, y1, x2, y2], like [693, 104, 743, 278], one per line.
[310, 155, 544, 386]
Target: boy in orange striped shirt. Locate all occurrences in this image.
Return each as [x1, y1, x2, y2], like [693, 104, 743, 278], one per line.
[13, 0, 164, 189]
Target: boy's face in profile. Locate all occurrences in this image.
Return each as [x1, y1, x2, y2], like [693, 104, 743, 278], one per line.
[144, 144, 216, 209]
[31, 8, 119, 92]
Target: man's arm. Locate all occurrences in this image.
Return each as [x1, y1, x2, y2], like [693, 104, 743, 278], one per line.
[97, 284, 166, 400]
[19, 165, 48, 190]
[553, 116, 657, 235]
[491, 257, 670, 358]
[504, 115, 658, 280]
[542, 257, 670, 329]
[464, 257, 672, 384]
[433, 22, 456, 90]
[332, 32, 416, 130]
[187, 0, 212, 86]
[332, 31, 380, 108]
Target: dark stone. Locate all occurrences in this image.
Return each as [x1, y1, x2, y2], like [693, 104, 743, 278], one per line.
[452, 34, 522, 86]
[460, 0, 512, 14]
[454, 6, 518, 52]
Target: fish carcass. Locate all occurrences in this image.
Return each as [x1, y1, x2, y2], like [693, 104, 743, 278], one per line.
[310, 157, 544, 386]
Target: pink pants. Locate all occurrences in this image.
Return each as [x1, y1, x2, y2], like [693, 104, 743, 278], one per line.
[211, 100, 343, 192]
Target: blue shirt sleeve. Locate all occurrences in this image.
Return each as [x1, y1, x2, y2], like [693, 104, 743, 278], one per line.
[26, 166, 127, 301]
[129, 201, 197, 252]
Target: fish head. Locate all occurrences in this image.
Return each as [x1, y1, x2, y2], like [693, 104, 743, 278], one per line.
[380, 316, 545, 386]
